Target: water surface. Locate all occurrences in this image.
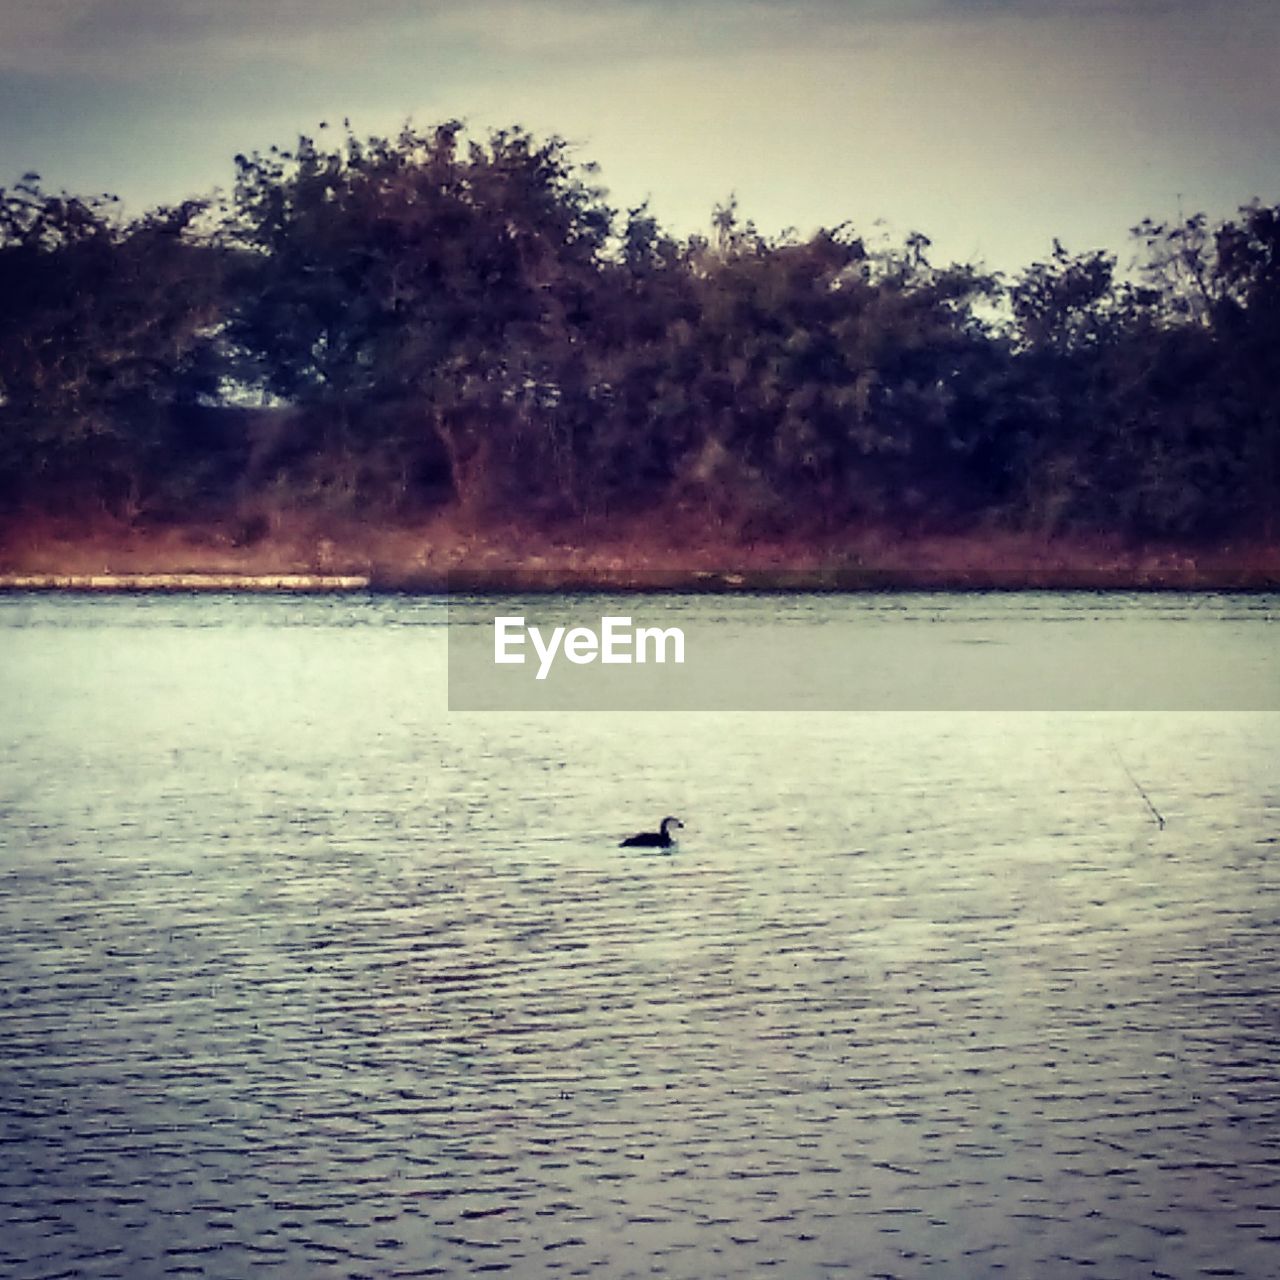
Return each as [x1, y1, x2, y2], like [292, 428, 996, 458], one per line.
[1, 593, 1278, 1278]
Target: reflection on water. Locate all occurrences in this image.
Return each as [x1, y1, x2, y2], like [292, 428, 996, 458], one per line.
[1, 594, 1278, 1278]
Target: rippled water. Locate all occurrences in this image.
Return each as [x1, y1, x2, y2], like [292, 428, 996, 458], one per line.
[2, 593, 1278, 1279]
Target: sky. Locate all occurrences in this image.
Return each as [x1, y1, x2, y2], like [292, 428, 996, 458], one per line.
[1, 0, 1278, 274]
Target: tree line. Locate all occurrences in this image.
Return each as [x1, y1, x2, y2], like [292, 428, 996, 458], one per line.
[2, 121, 1277, 542]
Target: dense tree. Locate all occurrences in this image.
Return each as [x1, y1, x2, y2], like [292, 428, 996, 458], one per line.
[0, 176, 224, 516]
[2, 121, 1277, 544]
[1005, 217, 1279, 538]
[1207, 204, 1280, 537]
[224, 123, 613, 513]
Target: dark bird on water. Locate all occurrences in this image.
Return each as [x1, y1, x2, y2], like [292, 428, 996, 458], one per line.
[619, 816, 684, 848]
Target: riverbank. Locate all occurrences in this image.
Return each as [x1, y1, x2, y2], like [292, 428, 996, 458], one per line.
[0, 573, 370, 591]
[2, 511, 1278, 591]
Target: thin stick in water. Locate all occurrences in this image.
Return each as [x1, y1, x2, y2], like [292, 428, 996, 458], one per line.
[1114, 749, 1166, 830]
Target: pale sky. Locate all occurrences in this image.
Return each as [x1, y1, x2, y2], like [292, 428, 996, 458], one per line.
[2, 0, 1277, 273]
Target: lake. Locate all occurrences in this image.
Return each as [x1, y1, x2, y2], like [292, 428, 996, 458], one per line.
[1, 592, 1278, 1278]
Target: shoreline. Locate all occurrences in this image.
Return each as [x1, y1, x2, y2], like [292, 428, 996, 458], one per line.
[3, 567, 1278, 593]
[0, 573, 371, 592]
[3, 515, 1278, 592]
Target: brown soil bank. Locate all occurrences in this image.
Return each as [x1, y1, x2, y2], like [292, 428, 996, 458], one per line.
[1, 511, 1278, 591]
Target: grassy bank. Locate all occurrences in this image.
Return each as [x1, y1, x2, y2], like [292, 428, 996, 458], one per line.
[2, 511, 1278, 592]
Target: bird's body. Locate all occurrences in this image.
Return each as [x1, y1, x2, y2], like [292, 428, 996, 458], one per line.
[619, 815, 684, 848]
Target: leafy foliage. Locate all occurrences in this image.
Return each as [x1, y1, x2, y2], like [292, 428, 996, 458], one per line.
[3, 125, 1278, 542]
[0, 176, 224, 515]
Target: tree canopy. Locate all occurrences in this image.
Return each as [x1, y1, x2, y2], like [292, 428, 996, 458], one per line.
[2, 122, 1277, 542]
